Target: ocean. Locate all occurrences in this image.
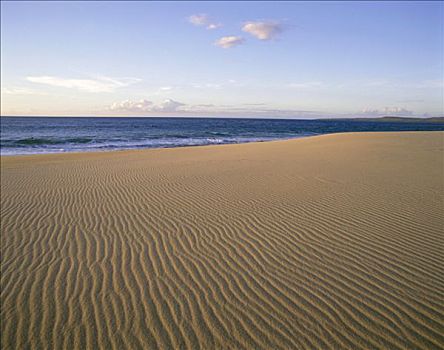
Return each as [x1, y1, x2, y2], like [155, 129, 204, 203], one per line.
[1, 117, 443, 155]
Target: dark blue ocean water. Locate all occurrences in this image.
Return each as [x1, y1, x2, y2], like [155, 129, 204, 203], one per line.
[1, 117, 443, 155]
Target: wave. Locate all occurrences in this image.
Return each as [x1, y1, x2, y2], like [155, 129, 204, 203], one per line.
[1, 136, 299, 155]
[6, 137, 94, 146]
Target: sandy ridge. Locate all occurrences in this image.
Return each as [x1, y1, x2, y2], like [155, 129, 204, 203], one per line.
[1, 132, 444, 349]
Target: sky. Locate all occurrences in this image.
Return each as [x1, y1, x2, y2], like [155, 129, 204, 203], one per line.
[1, 1, 443, 118]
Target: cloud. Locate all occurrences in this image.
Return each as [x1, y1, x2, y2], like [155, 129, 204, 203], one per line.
[156, 99, 185, 112]
[361, 106, 413, 116]
[396, 99, 425, 103]
[180, 103, 331, 118]
[110, 99, 185, 113]
[1, 87, 47, 95]
[360, 108, 379, 115]
[411, 80, 444, 89]
[207, 23, 222, 30]
[194, 104, 215, 108]
[359, 79, 444, 89]
[188, 14, 208, 26]
[188, 14, 221, 30]
[242, 21, 283, 40]
[214, 36, 245, 48]
[110, 99, 153, 112]
[108, 98, 331, 117]
[383, 107, 413, 115]
[192, 83, 222, 89]
[26, 76, 140, 93]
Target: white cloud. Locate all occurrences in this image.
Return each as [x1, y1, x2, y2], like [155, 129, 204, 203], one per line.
[206, 23, 222, 30]
[361, 108, 379, 115]
[214, 36, 245, 48]
[156, 99, 185, 112]
[26, 75, 140, 93]
[188, 14, 208, 26]
[242, 21, 283, 40]
[110, 99, 185, 113]
[152, 86, 175, 96]
[110, 99, 153, 112]
[383, 106, 413, 115]
[188, 14, 221, 30]
[361, 106, 413, 116]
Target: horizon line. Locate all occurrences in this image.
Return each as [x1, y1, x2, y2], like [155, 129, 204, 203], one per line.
[1, 115, 443, 121]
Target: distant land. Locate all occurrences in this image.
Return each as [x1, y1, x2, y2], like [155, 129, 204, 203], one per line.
[326, 116, 444, 123]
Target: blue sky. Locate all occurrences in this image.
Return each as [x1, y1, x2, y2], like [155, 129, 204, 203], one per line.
[1, 1, 443, 118]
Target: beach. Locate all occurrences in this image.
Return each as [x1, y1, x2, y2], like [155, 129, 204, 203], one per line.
[1, 131, 443, 349]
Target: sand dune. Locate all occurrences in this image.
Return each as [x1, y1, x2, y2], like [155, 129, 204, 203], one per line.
[1, 132, 443, 349]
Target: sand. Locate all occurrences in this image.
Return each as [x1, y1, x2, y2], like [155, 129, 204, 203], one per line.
[1, 131, 443, 350]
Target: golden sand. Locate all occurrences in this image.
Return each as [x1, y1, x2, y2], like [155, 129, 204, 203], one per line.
[1, 132, 443, 349]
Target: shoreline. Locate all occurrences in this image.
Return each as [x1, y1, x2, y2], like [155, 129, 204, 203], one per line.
[1, 134, 309, 158]
[1, 130, 442, 159]
[0, 135, 302, 158]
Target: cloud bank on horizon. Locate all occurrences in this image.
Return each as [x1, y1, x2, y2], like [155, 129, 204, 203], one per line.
[110, 99, 185, 113]
[106, 97, 420, 119]
[1, 1, 443, 117]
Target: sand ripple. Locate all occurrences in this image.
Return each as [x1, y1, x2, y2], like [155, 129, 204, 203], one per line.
[1, 132, 443, 349]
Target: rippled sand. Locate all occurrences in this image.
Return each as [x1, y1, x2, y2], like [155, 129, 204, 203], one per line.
[1, 132, 443, 349]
